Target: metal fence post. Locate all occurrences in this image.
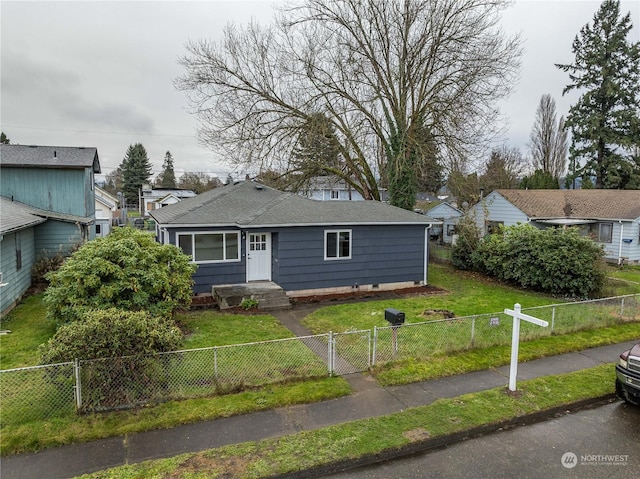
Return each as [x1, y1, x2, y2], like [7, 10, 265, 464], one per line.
[214, 347, 218, 379]
[371, 326, 378, 366]
[551, 306, 556, 333]
[620, 297, 625, 318]
[328, 331, 333, 376]
[74, 359, 82, 410]
[368, 329, 372, 368]
[470, 316, 476, 346]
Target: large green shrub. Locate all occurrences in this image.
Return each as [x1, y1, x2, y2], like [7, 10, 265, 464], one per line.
[450, 215, 482, 270]
[39, 309, 183, 363]
[472, 224, 606, 298]
[44, 227, 196, 324]
[39, 309, 183, 411]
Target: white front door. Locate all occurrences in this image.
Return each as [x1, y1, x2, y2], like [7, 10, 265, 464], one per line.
[246, 232, 271, 281]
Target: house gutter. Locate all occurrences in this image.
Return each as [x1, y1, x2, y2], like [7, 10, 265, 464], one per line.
[618, 220, 624, 265]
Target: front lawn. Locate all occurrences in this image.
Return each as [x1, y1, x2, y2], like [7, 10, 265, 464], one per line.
[0, 295, 56, 370]
[301, 264, 562, 334]
[177, 310, 295, 349]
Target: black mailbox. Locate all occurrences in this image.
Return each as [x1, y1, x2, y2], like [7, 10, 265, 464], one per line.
[385, 308, 405, 326]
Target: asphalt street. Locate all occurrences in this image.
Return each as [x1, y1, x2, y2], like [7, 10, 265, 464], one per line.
[320, 401, 640, 479]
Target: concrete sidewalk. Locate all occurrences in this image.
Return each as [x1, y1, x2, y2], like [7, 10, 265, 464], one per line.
[1, 339, 635, 479]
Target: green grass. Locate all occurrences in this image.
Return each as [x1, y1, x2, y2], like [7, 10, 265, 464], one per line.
[301, 264, 561, 334]
[605, 264, 640, 283]
[176, 310, 295, 348]
[602, 265, 640, 296]
[1, 376, 351, 456]
[77, 364, 617, 479]
[372, 322, 640, 386]
[0, 295, 54, 370]
[2, 264, 638, 459]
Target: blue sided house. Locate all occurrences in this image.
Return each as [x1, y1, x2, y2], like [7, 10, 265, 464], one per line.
[470, 189, 640, 265]
[0, 144, 101, 315]
[150, 181, 440, 299]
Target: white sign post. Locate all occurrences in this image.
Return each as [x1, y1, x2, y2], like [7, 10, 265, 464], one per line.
[504, 303, 548, 392]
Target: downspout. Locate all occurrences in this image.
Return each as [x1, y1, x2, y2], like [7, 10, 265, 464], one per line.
[618, 220, 624, 265]
[424, 225, 431, 285]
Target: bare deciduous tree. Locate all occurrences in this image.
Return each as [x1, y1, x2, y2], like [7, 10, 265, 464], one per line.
[528, 94, 567, 180]
[176, 0, 521, 208]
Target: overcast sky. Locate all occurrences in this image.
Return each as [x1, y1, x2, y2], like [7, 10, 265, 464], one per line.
[2, 1, 639, 181]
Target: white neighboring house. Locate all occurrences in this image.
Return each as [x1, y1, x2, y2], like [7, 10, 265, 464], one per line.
[470, 189, 640, 265]
[426, 202, 463, 244]
[300, 176, 365, 201]
[140, 187, 197, 217]
[94, 186, 119, 237]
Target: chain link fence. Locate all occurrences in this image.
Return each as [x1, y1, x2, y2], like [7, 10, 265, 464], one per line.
[2, 294, 638, 425]
[0, 362, 76, 427]
[371, 294, 639, 365]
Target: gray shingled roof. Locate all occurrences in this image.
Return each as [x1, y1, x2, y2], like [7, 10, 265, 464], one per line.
[150, 181, 437, 227]
[0, 196, 94, 232]
[0, 197, 47, 234]
[0, 144, 100, 172]
[495, 189, 640, 221]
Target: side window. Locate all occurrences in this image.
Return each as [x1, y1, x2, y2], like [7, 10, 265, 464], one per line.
[485, 221, 503, 235]
[325, 230, 351, 260]
[589, 222, 613, 243]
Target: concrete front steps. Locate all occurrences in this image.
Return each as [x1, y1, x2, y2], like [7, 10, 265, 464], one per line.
[212, 282, 291, 310]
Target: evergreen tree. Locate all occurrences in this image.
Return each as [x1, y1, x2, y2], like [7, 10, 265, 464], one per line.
[478, 146, 525, 195]
[0, 132, 10, 144]
[121, 143, 152, 207]
[519, 169, 559, 189]
[157, 151, 177, 188]
[556, 0, 640, 189]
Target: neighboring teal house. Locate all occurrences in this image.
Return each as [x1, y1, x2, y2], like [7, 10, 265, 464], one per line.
[1, 198, 46, 315]
[0, 144, 101, 316]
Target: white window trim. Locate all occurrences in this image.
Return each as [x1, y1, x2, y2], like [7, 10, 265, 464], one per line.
[324, 229, 352, 260]
[176, 231, 241, 264]
[590, 222, 613, 243]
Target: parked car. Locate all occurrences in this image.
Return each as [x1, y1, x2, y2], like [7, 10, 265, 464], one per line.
[615, 342, 640, 405]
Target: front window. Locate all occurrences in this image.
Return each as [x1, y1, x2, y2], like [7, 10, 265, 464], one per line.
[178, 232, 240, 263]
[325, 230, 351, 260]
[330, 190, 339, 200]
[589, 222, 613, 243]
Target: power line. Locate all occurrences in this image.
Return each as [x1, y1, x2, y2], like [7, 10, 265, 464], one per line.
[3, 124, 195, 138]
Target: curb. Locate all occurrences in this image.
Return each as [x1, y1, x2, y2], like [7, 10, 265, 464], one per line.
[271, 394, 617, 479]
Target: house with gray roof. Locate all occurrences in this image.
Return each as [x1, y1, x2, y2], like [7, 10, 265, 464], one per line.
[0, 198, 47, 315]
[0, 197, 98, 316]
[140, 186, 197, 217]
[470, 189, 640, 264]
[0, 144, 101, 248]
[150, 181, 440, 298]
[424, 202, 463, 245]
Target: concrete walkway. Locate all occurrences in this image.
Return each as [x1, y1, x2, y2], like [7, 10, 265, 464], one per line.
[1, 299, 634, 479]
